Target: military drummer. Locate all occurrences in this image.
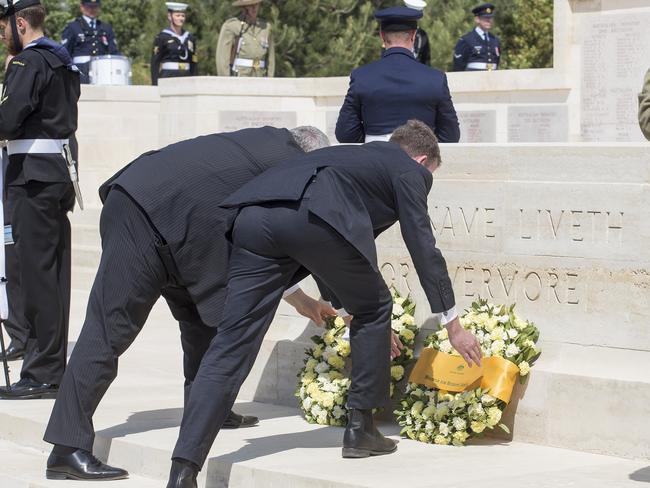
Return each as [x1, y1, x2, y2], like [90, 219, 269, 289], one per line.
[453, 3, 501, 72]
[216, 0, 274, 77]
[61, 0, 120, 83]
[151, 2, 198, 85]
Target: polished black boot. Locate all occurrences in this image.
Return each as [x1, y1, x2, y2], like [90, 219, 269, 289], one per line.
[342, 408, 397, 458]
[222, 410, 259, 429]
[46, 447, 128, 480]
[166, 458, 199, 488]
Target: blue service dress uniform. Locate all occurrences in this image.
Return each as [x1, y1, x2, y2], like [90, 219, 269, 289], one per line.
[150, 29, 198, 85]
[453, 28, 500, 71]
[61, 17, 120, 83]
[335, 47, 460, 143]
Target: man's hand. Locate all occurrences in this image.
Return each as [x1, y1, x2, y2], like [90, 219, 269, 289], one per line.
[284, 289, 336, 326]
[391, 332, 404, 360]
[446, 317, 482, 367]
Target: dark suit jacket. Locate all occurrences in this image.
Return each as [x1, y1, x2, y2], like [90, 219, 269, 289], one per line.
[221, 142, 455, 314]
[335, 47, 460, 144]
[99, 127, 304, 326]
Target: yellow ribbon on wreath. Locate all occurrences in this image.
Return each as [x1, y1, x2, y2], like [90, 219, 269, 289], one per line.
[409, 348, 519, 404]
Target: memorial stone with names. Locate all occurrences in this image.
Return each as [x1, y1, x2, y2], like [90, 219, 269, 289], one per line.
[219, 111, 297, 133]
[457, 110, 497, 143]
[507, 105, 568, 142]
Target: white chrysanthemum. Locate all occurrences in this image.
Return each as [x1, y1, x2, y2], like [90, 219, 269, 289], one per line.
[303, 397, 313, 410]
[314, 362, 330, 374]
[490, 340, 505, 356]
[392, 303, 405, 316]
[519, 361, 531, 376]
[505, 343, 520, 358]
[332, 405, 346, 419]
[514, 317, 528, 330]
[490, 327, 505, 341]
[507, 328, 519, 340]
[452, 417, 467, 431]
[391, 319, 405, 332]
[439, 340, 453, 353]
[481, 394, 496, 405]
[497, 314, 510, 324]
[400, 314, 415, 326]
[438, 422, 450, 436]
[394, 296, 406, 306]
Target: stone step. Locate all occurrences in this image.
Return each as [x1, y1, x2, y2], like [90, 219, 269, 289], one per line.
[71, 223, 101, 249]
[0, 401, 647, 488]
[0, 440, 159, 488]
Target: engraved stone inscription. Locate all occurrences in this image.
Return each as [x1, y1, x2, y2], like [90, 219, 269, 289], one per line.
[219, 111, 297, 132]
[507, 105, 568, 142]
[580, 14, 650, 141]
[457, 111, 497, 143]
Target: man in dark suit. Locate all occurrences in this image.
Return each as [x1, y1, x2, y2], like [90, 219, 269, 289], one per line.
[167, 120, 482, 487]
[336, 7, 460, 144]
[43, 126, 335, 481]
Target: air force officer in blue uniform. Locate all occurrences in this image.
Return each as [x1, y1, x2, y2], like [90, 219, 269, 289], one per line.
[61, 0, 120, 83]
[453, 3, 501, 71]
[335, 6, 460, 144]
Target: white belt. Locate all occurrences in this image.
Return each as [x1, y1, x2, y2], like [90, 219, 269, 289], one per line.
[73, 56, 92, 64]
[467, 62, 498, 70]
[161, 62, 191, 71]
[364, 134, 392, 143]
[7, 139, 69, 156]
[234, 58, 266, 69]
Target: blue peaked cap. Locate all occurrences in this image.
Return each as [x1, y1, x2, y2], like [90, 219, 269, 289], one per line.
[374, 6, 422, 32]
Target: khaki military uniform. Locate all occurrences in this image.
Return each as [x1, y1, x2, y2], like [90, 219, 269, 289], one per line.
[638, 68, 650, 140]
[216, 17, 275, 77]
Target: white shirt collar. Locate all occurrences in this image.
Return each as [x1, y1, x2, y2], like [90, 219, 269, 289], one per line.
[163, 28, 189, 43]
[83, 15, 97, 26]
[475, 26, 488, 39]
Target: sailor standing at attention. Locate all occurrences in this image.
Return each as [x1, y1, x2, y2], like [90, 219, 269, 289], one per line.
[151, 2, 198, 85]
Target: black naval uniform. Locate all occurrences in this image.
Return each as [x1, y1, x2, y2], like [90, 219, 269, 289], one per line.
[0, 38, 80, 388]
[414, 28, 430, 65]
[43, 127, 304, 453]
[172, 142, 456, 467]
[150, 28, 198, 85]
[62, 16, 119, 83]
[453, 27, 501, 71]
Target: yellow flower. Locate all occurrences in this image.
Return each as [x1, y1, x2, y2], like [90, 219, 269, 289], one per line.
[391, 365, 405, 381]
[400, 328, 415, 342]
[306, 383, 320, 396]
[434, 435, 450, 445]
[327, 355, 345, 370]
[302, 372, 316, 384]
[410, 401, 425, 417]
[400, 314, 415, 326]
[422, 405, 437, 419]
[312, 346, 323, 359]
[305, 358, 318, 371]
[518, 361, 531, 376]
[418, 432, 429, 443]
[324, 330, 336, 345]
[453, 431, 470, 444]
[490, 340, 505, 356]
[322, 393, 335, 408]
[334, 316, 346, 327]
[336, 339, 351, 357]
[487, 407, 502, 426]
[485, 317, 499, 332]
[329, 371, 343, 380]
[436, 328, 449, 340]
[471, 421, 487, 433]
[394, 296, 406, 306]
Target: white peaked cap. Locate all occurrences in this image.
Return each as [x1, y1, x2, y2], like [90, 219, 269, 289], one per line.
[404, 0, 427, 10]
[166, 2, 188, 12]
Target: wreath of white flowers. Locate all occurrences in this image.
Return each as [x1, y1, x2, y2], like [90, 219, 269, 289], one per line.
[296, 288, 419, 426]
[394, 299, 541, 446]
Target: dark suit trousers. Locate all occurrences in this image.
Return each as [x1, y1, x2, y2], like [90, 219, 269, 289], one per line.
[44, 188, 216, 451]
[172, 201, 393, 467]
[8, 182, 74, 385]
[3, 198, 28, 348]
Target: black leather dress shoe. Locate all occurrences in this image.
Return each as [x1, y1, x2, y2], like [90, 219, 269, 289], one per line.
[342, 409, 397, 458]
[222, 410, 259, 429]
[0, 342, 25, 361]
[166, 459, 198, 488]
[46, 448, 129, 480]
[0, 378, 58, 399]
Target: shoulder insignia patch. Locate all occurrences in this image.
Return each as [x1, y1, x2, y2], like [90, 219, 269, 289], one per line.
[11, 60, 25, 67]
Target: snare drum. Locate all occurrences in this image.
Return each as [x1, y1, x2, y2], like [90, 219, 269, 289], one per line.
[89, 55, 132, 86]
